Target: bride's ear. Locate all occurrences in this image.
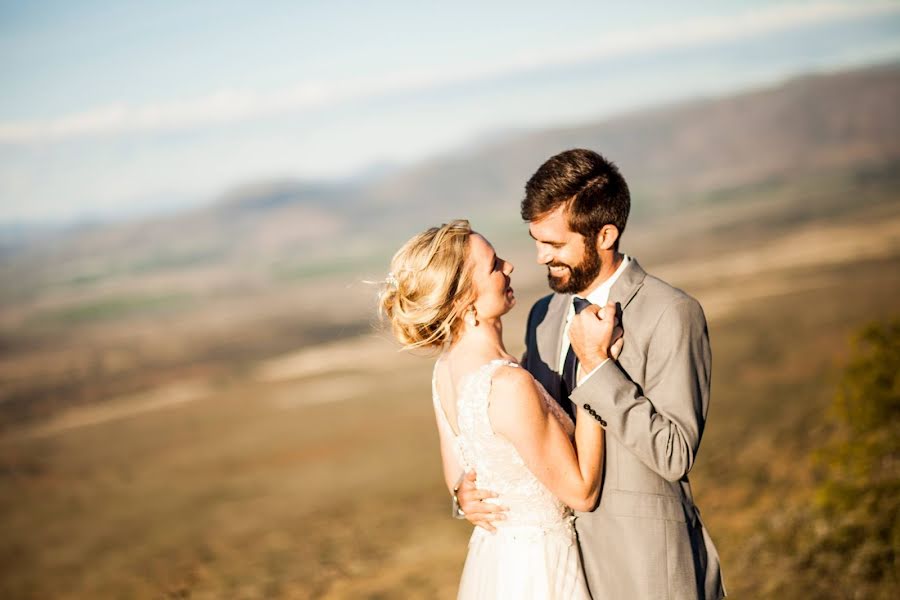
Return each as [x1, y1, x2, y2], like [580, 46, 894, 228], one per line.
[451, 297, 475, 327]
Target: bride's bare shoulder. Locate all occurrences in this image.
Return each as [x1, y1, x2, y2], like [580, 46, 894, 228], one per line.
[489, 366, 544, 412]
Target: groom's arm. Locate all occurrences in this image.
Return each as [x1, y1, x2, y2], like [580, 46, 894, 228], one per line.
[571, 298, 711, 482]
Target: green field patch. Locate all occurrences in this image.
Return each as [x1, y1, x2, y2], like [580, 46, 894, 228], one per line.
[32, 292, 195, 325]
[127, 248, 225, 274]
[64, 270, 113, 287]
[271, 253, 387, 283]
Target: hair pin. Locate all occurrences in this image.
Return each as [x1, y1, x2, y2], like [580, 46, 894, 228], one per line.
[386, 272, 399, 289]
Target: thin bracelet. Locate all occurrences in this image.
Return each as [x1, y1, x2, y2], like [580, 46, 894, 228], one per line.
[451, 471, 467, 518]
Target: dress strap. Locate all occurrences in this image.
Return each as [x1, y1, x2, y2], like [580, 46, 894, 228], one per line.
[457, 359, 518, 437]
[431, 355, 441, 401]
[484, 358, 519, 373]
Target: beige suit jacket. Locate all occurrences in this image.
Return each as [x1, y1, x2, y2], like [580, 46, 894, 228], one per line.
[522, 258, 726, 600]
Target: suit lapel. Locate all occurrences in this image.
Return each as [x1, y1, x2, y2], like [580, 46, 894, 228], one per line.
[536, 292, 570, 372]
[609, 258, 647, 312]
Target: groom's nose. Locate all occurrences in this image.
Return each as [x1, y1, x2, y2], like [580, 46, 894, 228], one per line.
[536, 243, 552, 265]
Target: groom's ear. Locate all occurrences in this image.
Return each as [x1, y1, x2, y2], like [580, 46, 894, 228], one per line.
[596, 224, 620, 252]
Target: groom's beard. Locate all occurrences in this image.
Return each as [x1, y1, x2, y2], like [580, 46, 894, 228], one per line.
[546, 242, 602, 295]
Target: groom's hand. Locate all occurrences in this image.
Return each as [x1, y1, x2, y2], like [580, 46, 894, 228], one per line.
[609, 324, 625, 360]
[570, 301, 619, 373]
[456, 470, 507, 532]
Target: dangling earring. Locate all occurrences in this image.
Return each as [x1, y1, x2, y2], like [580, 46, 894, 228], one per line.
[465, 307, 478, 327]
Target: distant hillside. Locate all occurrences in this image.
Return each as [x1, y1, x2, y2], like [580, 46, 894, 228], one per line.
[365, 63, 900, 224]
[2, 63, 898, 296]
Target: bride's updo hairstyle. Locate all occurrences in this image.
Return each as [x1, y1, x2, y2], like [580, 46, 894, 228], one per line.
[380, 219, 475, 351]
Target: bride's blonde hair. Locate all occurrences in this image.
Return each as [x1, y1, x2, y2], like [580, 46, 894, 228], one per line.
[379, 219, 475, 350]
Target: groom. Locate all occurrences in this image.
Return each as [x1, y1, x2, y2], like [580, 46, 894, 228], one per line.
[457, 149, 725, 599]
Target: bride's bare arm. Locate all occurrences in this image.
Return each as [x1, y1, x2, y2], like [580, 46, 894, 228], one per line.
[488, 366, 604, 512]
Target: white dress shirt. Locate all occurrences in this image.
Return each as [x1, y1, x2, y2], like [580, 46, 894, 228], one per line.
[558, 254, 631, 385]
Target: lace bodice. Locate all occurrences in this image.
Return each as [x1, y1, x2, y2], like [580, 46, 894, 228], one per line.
[433, 359, 577, 540]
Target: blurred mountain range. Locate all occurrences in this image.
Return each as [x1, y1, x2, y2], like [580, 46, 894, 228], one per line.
[2, 62, 898, 290]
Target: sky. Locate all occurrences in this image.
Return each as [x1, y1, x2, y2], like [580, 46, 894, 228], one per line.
[1, 0, 899, 225]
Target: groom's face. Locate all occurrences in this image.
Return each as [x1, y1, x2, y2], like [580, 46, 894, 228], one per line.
[528, 205, 601, 295]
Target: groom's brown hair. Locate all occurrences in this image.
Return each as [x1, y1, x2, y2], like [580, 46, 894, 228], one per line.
[521, 148, 630, 249]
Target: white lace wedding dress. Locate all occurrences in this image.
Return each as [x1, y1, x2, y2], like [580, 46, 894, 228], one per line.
[433, 359, 591, 599]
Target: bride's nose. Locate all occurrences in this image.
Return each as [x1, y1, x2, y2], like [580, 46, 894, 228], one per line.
[503, 260, 514, 275]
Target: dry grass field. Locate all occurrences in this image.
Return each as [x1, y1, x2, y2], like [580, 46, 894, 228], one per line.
[1, 164, 898, 598]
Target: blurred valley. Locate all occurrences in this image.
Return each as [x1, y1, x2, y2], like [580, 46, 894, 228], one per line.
[1, 63, 899, 598]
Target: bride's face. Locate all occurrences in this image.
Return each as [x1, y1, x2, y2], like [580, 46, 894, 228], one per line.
[468, 233, 515, 319]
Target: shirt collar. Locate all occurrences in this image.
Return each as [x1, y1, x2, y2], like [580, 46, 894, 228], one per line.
[576, 254, 632, 308]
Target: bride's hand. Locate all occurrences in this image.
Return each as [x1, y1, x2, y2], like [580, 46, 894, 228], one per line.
[609, 325, 624, 360]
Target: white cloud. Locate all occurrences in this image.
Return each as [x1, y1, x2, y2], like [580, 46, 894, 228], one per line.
[0, 0, 898, 145]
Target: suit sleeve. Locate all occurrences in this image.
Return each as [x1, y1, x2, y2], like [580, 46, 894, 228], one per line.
[570, 298, 711, 482]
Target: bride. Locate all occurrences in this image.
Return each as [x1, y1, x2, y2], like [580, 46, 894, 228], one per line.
[380, 219, 621, 599]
